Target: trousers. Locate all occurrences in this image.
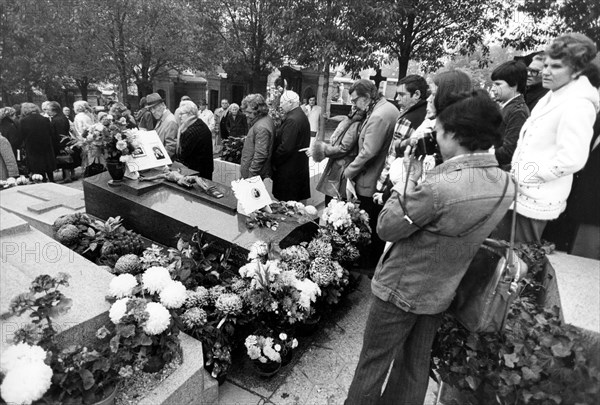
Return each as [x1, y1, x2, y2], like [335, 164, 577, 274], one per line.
[345, 296, 442, 405]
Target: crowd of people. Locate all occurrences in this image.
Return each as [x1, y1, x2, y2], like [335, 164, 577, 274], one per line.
[0, 28, 598, 405]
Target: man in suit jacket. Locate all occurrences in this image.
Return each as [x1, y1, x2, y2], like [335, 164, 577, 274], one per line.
[147, 93, 177, 158]
[271, 90, 311, 202]
[344, 79, 399, 269]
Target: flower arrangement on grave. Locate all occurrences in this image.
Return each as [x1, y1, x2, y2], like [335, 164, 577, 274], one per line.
[52, 214, 145, 267]
[72, 117, 140, 163]
[245, 200, 318, 231]
[319, 199, 371, 265]
[106, 266, 183, 373]
[220, 136, 245, 164]
[0, 174, 44, 189]
[238, 243, 321, 327]
[0, 274, 122, 404]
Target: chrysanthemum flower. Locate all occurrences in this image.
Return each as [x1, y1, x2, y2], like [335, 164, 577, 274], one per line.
[0, 362, 52, 404]
[142, 266, 172, 294]
[109, 297, 130, 324]
[143, 302, 171, 335]
[108, 274, 138, 298]
[159, 281, 187, 309]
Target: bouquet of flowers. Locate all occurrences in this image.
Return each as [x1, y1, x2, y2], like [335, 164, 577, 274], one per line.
[319, 199, 371, 264]
[72, 117, 140, 162]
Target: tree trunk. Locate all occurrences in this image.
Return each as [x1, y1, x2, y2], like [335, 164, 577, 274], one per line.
[319, 58, 330, 142]
[398, 54, 410, 80]
[76, 77, 89, 101]
[136, 80, 153, 98]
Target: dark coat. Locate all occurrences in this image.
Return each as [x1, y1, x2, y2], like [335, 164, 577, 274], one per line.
[20, 113, 57, 174]
[221, 112, 248, 138]
[136, 108, 155, 130]
[495, 94, 529, 170]
[0, 117, 21, 158]
[272, 106, 311, 201]
[525, 83, 549, 112]
[178, 118, 214, 180]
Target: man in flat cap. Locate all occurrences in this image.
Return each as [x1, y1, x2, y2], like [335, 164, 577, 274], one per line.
[146, 92, 177, 158]
[271, 90, 311, 202]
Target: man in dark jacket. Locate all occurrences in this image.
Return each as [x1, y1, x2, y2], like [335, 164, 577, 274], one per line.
[524, 53, 549, 112]
[176, 101, 213, 180]
[491, 60, 530, 170]
[271, 90, 311, 202]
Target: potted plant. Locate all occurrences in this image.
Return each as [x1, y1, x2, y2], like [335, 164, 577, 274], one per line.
[0, 274, 121, 404]
[273, 332, 298, 366]
[244, 333, 283, 378]
[107, 266, 184, 373]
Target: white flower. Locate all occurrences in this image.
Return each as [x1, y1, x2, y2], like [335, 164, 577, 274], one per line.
[304, 205, 318, 216]
[142, 266, 173, 294]
[0, 343, 47, 374]
[248, 241, 269, 260]
[279, 333, 288, 341]
[274, 344, 282, 352]
[239, 261, 259, 278]
[291, 338, 298, 349]
[0, 362, 52, 404]
[263, 338, 281, 362]
[143, 302, 171, 335]
[109, 298, 130, 324]
[116, 140, 128, 151]
[294, 278, 321, 309]
[159, 281, 187, 309]
[108, 274, 138, 298]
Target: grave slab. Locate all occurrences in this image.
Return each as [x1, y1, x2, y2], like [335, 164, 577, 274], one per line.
[83, 172, 319, 266]
[548, 251, 600, 334]
[0, 209, 113, 352]
[0, 183, 85, 237]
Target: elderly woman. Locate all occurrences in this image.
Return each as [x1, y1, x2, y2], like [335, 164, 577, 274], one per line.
[493, 32, 600, 243]
[220, 103, 248, 139]
[0, 133, 19, 180]
[19, 103, 57, 181]
[239, 94, 275, 179]
[176, 100, 213, 180]
[73, 100, 96, 136]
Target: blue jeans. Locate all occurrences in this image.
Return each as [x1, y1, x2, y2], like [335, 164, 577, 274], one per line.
[345, 296, 442, 405]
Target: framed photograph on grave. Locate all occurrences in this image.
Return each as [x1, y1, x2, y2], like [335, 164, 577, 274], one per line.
[132, 145, 146, 158]
[125, 130, 172, 173]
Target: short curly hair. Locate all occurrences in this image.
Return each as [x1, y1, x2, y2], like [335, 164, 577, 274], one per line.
[349, 79, 379, 100]
[436, 89, 503, 152]
[546, 33, 597, 72]
[20, 102, 40, 116]
[241, 94, 269, 116]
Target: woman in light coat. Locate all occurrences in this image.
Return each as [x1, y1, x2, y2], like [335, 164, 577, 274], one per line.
[493, 33, 600, 243]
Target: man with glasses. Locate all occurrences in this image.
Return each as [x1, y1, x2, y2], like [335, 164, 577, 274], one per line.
[525, 52, 549, 111]
[271, 90, 311, 202]
[146, 92, 177, 158]
[344, 79, 399, 271]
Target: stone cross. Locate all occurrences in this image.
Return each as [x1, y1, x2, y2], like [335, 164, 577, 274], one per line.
[18, 188, 85, 214]
[369, 68, 387, 89]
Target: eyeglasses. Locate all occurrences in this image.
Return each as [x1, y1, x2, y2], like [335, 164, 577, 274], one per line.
[527, 68, 541, 77]
[243, 109, 256, 115]
[350, 96, 363, 105]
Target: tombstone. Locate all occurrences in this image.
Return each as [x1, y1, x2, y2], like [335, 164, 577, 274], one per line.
[0, 183, 86, 237]
[0, 208, 114, 352]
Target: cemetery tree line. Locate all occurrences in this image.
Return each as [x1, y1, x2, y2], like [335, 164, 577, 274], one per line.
[0, 0, 589, 105]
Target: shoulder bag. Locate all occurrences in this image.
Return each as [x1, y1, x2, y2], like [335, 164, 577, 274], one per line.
[396, 164, 527, 333]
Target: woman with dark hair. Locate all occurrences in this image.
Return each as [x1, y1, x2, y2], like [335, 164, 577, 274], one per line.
[240, 94, 275, 179]
[346, 90, 512, 404]
[19, 103, 57, 181]
[493, 32, 599, 243]
[0, 107, 21, 159]
[48, 101, 80, 182]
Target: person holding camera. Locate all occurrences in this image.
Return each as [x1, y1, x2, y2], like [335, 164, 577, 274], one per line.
[345, 90, 513, 405]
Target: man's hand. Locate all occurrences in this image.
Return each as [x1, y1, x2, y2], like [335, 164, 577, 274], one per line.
[372, 192, 383, 205]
